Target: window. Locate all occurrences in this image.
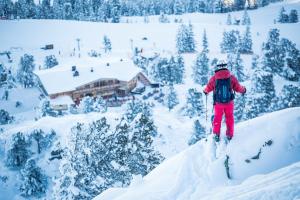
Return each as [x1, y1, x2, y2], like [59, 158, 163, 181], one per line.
[94, 82, 100, 87]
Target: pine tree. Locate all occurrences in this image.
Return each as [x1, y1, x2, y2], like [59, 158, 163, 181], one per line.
[280, 38, 300, 81]
[262, 29, 285, 73]
[187, 23, 196, 53]
[176, 24, 195, 53]
[278, 7, 289, 23]
[0, 109, 13, 124]
[278, 85, 300, 109]
[234, 94, 246, 122]
[240, 25, 252, 54]
[232, 51, 245, 82]
[245, 65, 275, 119]
[103, 35, 112, 53]
[183, 88, 205, 118]
[202, 29, 209, 53]
[44, 55, 58, 69]
[0, 0, 14, 19]
[17, 54, 36, 88]
[289, 9, 299, 23]
[20, 159, 48, 198]
[93, 96, 107, 113]
[125, 99, 143, 122]
[165, 85, 179, 111]
[6, 132, 31, 169]
[128, 113, 162, 175]
[52, 0, 64, 19]
[80, 96, 94, 113]
[242, 9, 251, 25]
[193, 51, 209, 85]
[220, 30, 240, 53]
[110, 0, 121, 23]
[251, 54, 259, 70]
[173, 0, 185, 15]
[188, 119, 205, 145]
[174, 54, 185, 84]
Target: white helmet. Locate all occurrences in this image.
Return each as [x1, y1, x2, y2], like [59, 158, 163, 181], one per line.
[215, 60, 228, 72]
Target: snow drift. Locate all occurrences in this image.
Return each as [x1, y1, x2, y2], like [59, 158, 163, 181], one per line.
[95, 107, 300, 200]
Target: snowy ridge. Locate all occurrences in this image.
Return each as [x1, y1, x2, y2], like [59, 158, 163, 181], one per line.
[95, 107, 300, 200]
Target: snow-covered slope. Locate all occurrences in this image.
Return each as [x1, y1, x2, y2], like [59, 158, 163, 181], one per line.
[94, 107, 300, 200]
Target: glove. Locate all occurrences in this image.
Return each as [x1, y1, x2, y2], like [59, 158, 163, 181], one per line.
[203, 91, 208, 95]
[242, 87, 246, 96]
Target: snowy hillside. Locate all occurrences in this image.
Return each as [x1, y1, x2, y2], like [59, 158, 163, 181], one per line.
[0, 0, 300, 199]
[95, 107, 300, 200]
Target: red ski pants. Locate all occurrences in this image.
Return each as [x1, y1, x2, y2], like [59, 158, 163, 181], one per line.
[213, 101, 234, 138]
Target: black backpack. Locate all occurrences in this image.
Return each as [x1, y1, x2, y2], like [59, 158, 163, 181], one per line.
[213, 77, 235, 104]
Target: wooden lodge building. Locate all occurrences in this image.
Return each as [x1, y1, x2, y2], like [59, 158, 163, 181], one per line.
[35, 59, 151, 106]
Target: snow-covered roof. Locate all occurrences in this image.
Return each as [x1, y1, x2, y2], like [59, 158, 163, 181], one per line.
[50, 95, 74, 105]
[35, 58, 141, 95]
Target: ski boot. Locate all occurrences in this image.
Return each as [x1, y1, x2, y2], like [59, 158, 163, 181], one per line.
[214, 134, 220, 143]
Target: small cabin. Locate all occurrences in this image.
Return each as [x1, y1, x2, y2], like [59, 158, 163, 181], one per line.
[35, 59, 151, 106]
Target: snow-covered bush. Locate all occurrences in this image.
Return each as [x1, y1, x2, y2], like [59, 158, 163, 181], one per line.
[20, 159, 48, 198]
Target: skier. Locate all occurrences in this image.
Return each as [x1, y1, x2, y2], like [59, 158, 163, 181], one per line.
[203, 61, 246, 142]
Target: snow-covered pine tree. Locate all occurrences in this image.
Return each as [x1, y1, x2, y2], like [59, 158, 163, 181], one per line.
[188, 119, 205, 145]
[103, 35, 112, 53]
[19, 159, 48, 198]
[125, 99, 143, 122]
[30, 129, 56, 154]
[240, 25, 253, 54]
[165, 85, 179, 111]
[234, 94, 246, 122]
[6, 132, 31, 169]
[52, 0, 64, 19]
[202, 29, 209, 53]
[187, 23, 196, 53]
[0, 109, 13, 124]
[193, 51, 209, 85]
[39, 98, 52, 117]
[174, 54, 185, 84]
[93, 96, 107, 113]
[278, 85, 300, 109]
[173, 0, 185, 15]
[17, 54, 36, 88]
[289, 9, 299, 23]
[220, 30, 240, 53]
[244, 65, 275, 119]
[262, 28, 285, 73]
[0, 0, 14, 19]
[278, 6, 289, 23]
[176, 24, 195, 53]
[80, 96, 94, 113]
[44, 55, 58, 69]
[242, 9, 251, 25]
[280, 38, 300, 81]
[110, 0, 121, 23]
[128, 113, 163, 176]
[182, 88, 205, 118]
[226, 13, 232, 25]
[251, 54, 259, 70]
[232, 50, 246, 82]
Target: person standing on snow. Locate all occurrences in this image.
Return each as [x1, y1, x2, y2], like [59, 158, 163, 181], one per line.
[203, 61, 246, 142]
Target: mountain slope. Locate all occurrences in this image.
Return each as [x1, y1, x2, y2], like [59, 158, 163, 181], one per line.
[95, 107, 300, 200]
